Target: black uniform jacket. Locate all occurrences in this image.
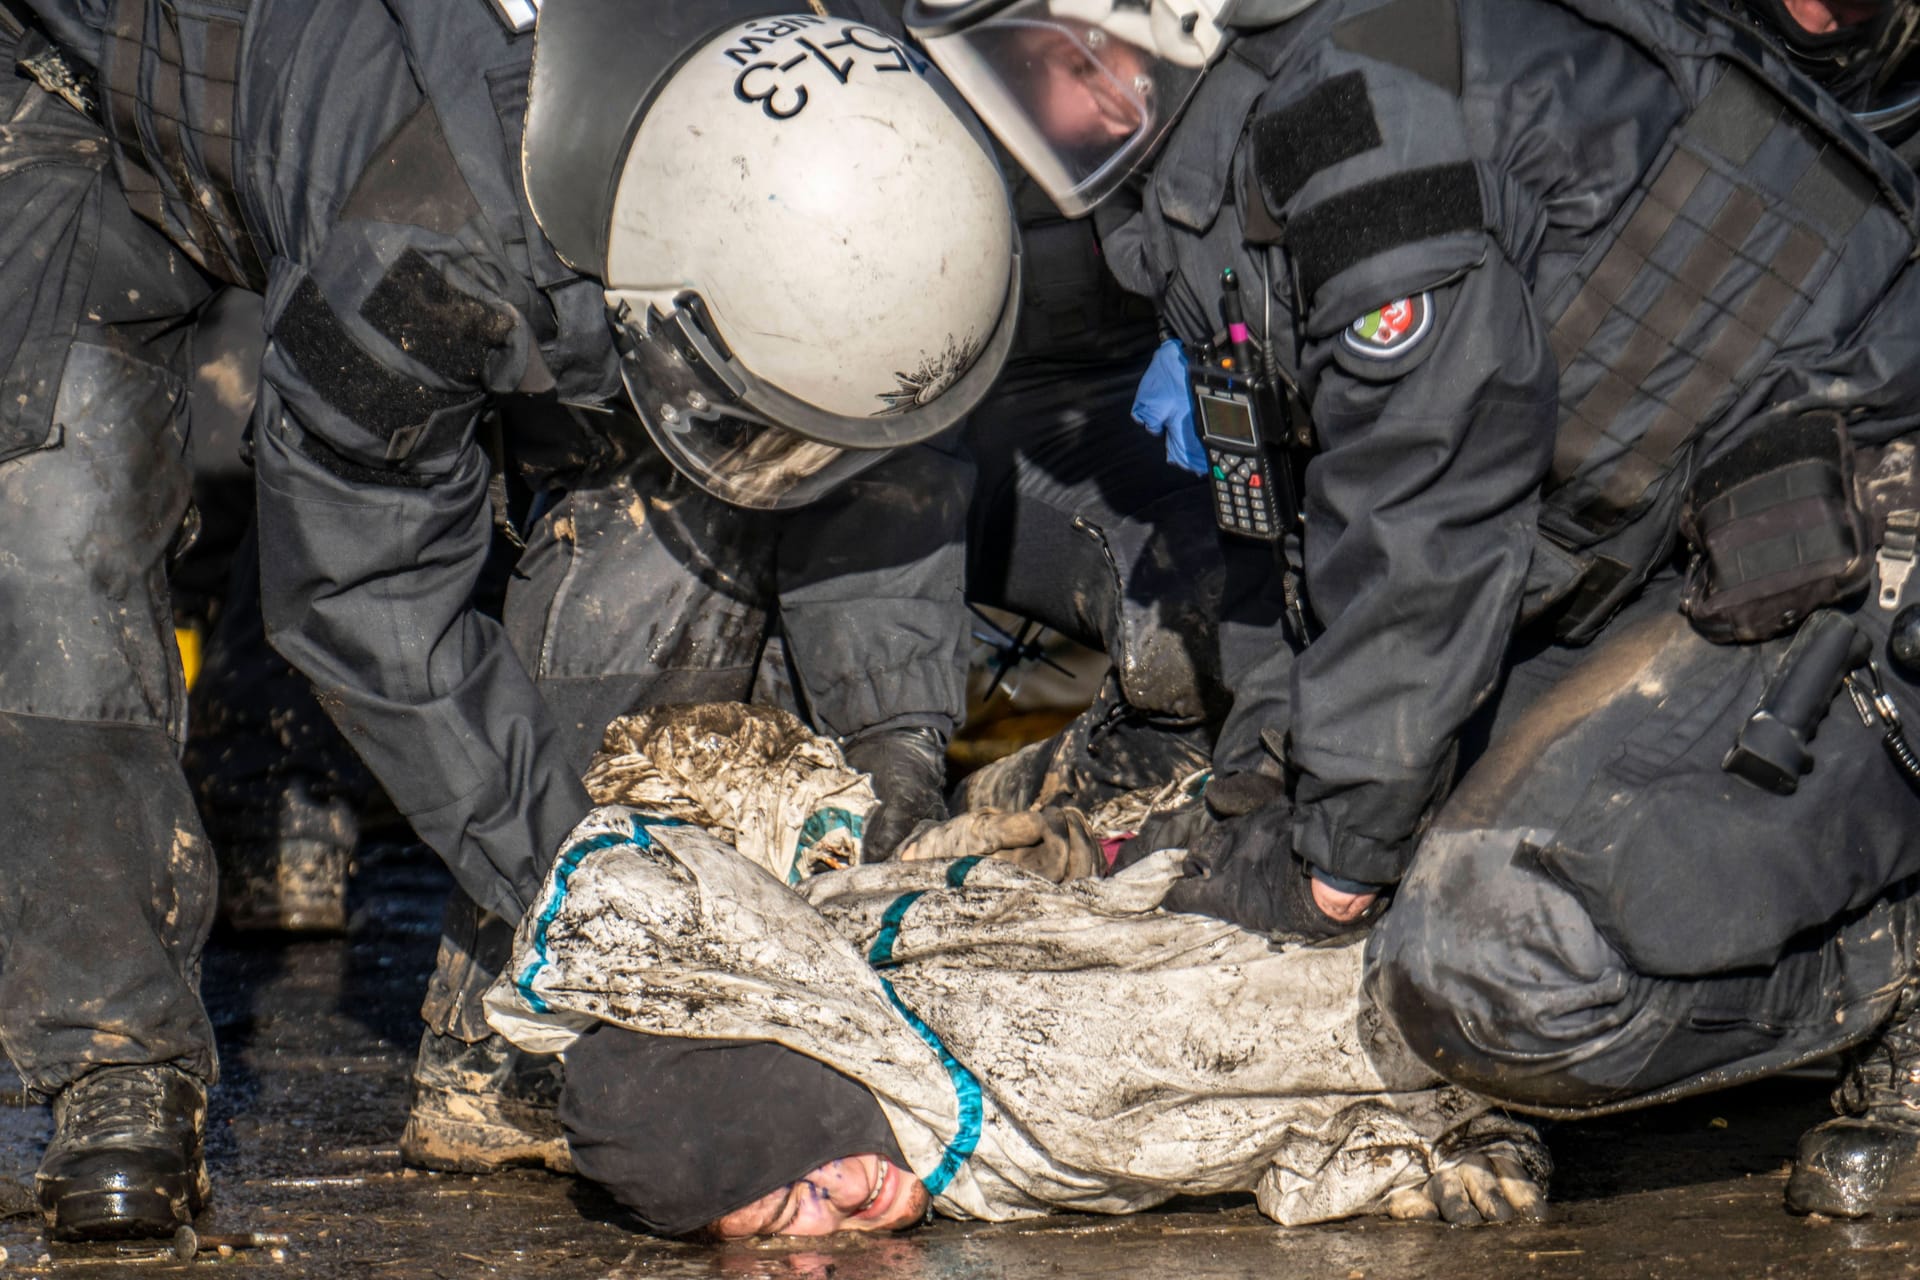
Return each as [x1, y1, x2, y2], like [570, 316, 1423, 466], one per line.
[1101, 0, 1920, 885]
[32, 0, 968, 924]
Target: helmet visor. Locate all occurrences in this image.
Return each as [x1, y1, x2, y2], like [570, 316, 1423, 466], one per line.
[912, 1, 1205, 215]
[632, 395, 887, 511]
[1743, 0, 1920, 98]
[614, 301, 890, 510]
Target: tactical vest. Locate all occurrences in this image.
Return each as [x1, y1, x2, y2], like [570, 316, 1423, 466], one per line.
[93, 0, 566, 298]
[93, 0, 618, 403]
[1528, 0, 1917, 635]
[1138, 0, 1917, 641]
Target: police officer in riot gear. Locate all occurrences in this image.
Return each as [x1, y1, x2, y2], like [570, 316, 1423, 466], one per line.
[909, 0, 1920, 1217]
[2, 0, 1016, 1239]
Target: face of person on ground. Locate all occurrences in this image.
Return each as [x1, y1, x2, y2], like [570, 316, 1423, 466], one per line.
[705, 1153, 929, 1239]
[1782, 0, 1881, 32]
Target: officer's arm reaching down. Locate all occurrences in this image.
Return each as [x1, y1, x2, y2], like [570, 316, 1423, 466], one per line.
[1288, 251, 1559, 886]
[253, 210, 592, 927]
[1174, 248, 1558, 931]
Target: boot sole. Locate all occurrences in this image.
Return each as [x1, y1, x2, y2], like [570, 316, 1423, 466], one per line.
[1790, 1117, 1920, 1217]
[39, 1171, 207, 1242]
[1787, 1172, 1920, 1218]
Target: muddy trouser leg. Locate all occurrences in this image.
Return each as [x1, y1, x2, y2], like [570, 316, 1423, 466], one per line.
[1369, 582, 1920, 1115]
[959, 361, 1226, 810]
[777, 442, 973, 740]
[421, 455, 778, 1043]
[0, 77, 217, 1100]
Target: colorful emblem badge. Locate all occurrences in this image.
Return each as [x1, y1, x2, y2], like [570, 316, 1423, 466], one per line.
[1343, 292, 1434, 359]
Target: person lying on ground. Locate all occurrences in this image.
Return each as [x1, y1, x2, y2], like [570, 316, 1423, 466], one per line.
[484, 703, 1548, 1238]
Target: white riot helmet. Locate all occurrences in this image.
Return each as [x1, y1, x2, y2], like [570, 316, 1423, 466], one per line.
[903, 0, 1311, 216]
[524, 3, 1021, 509]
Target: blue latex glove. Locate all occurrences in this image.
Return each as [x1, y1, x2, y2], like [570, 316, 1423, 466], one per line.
[1131, 338, 1208, 475]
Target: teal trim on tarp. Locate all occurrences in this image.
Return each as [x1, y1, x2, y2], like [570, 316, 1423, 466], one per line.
[514, 813, 682, 1014]
[946, 855, 984, 887]
[865, 863, 985, 1197]
[790, 806, 868, 885]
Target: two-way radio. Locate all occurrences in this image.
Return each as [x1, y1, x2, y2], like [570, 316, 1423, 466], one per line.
[1190, 269, 1298, 542]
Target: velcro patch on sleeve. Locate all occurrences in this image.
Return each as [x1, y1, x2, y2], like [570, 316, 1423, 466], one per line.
[1249, 72, 1384, 217]
[1342, 293, 1433, 359]
[276, 275, 471, 439]
[360, 249, 516, 386]
[1286, 162, 1482, 302]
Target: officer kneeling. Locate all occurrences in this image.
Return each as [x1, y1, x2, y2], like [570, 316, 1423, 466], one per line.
[907, 0, 1920, 1217]
[6, 0, 1016, 1240]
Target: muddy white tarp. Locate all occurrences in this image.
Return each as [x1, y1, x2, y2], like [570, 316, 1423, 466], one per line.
[579, 702, 876, 886]
[487, 708, 1520, 1226]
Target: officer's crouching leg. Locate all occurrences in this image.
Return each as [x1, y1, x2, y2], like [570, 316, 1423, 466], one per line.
[1373, 819, 1912, 1120]
[399, 885, 572, 1175]
[959, 368, 1227, 812]
[1368, 825, 1654, 1112]
[401, 457, 775, 1175]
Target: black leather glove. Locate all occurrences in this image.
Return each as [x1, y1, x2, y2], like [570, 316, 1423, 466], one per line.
[1161, 787, 1380, 940]
[842, 724, 949, 861]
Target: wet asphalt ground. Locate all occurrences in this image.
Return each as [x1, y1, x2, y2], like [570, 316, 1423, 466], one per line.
[0, 841, 1913, 1278]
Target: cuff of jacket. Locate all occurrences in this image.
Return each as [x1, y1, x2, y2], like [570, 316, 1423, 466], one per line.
[1292, 814, 1415, 886]
[781, 600, 967, 740]
[1289, 764, 1446, 886]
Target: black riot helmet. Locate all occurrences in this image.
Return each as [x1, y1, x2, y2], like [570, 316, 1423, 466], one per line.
[1729, 0, 1920, 136]
[521, 2, 1022, 509]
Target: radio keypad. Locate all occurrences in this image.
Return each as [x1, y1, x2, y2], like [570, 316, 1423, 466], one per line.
[1208, 449, 1277, 539]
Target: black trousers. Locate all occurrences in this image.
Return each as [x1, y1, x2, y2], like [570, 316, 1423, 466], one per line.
[1369, 577, 1920, 1115]
[965, 356, 1228, 725]
[0, 54, 217, 1096]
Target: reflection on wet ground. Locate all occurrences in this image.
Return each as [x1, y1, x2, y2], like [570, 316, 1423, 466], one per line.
[0, 843, 1910, 1276]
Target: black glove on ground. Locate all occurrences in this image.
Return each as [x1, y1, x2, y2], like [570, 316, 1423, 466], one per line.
[843, 724, 949, 861]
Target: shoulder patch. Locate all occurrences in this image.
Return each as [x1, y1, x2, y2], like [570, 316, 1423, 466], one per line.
[1342, 293, 1433, 358]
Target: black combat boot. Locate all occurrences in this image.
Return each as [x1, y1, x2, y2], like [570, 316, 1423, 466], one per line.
[212, 778, 356, 934]
[35, 1066, 209, 1240]
[1789, 987, 1920, 1216]
[398, 1030, 572, 1174]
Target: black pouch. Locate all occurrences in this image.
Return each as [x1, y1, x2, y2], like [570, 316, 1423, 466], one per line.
[1680, 410, 1870, 643]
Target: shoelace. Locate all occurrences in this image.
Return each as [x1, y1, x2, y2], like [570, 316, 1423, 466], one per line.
[57, 1070, 181, 1140]
[1836, 989, 1920, 1119]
